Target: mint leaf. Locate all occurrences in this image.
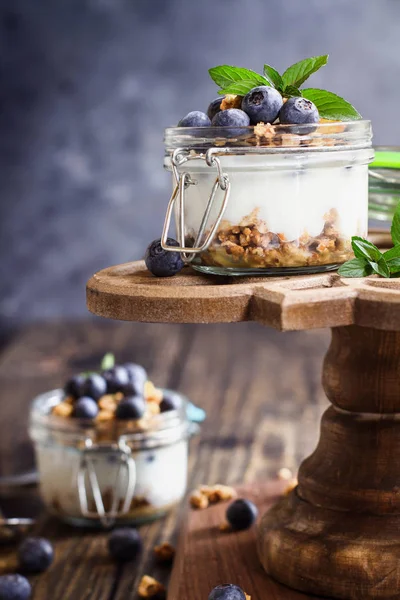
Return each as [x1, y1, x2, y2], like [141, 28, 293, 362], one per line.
[370, 258, 390, 278]
[101, 352, 115, 371]
[390, 203, 400, 245]
[209, 65, 268, 90]
[263, 64, 283, 89]
[284, 85, 302, 97]
[219, 80, 264, 96]
[351, 237, 382, 262]
[387, 257, 400, 274]
[282, 55, 328, 88]
[301, 88, 362, 121]
[338, 258, 372, 278]
[383, 245, 400, 261]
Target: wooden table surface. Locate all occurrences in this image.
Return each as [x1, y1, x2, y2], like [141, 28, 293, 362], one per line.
[0, 319, 329, 599]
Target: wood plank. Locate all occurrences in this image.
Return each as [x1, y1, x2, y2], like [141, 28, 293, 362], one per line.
[168, 481, 325, 600]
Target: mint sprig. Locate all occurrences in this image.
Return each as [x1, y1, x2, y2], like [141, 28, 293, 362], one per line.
[101, 352, 115, 371]
[209, 55, 362, 121]
[339, 203, 400, 279]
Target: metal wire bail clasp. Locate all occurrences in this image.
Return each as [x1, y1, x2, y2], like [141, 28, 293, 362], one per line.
[161, 148, 231, 263]
[77, 439, 136, 528]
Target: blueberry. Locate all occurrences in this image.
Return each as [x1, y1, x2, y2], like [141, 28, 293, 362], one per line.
[145, 238, 184, 278]
[103, 366, 129, 393]
[83, 373, 107, 400]
[178, 111, 211, 128]
[279, 97, 319, 131]
[211, 108, 250, 137]
[115, 396, 146, 420]
[108, 528, 142, 562]
[124, 363, 147, 382]
[18, 537, 54, 573]
[207, 97, 224, 121]
[208, 584, 246, 600]
[226, 498, 258, 531]
[160, 391, 182, 413]
[0, 575, 31, 600]
[64, 374, 86, 399]
[73, 396, 99, 419]
[242, 86, 283, 125]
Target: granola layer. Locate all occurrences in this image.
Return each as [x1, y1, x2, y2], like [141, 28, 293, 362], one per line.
[191, 208, 352, 270]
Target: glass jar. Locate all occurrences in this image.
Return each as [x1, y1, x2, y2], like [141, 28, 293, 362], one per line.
[162, 121, 373, 276]
[369, 147, 400, 224]
[30, 389, 196, 527]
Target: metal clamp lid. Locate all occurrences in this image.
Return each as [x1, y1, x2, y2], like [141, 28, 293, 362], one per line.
[161, 148, 230, 263]
[77, 439, 136, 528]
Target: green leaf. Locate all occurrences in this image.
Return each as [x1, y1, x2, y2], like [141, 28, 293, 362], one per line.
[263, 64, 283, 89]
[218, 80, 266, 96]
[351, 236, 382, 262]
[101, 352, 115, 371]
[338, 258, 372, 278]
[383, 245, 400, 261]
[283, 85, 302, 97]
[209, 65, 268, 90]
[301, 88, 362, 121]
[387, 257, 400, 274]
[370, 258, 390, 278]
[282, 55, 328, 88]
[390, 203, 400, 246]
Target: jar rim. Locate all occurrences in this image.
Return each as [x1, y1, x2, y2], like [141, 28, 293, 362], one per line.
[164, 120, 372, 153]
[30, 388, 191, 445]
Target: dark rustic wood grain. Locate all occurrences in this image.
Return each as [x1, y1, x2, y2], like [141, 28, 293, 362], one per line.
[259, 325, 400, 600]
[0, 320, 328, 599]
[169, 481, 325, 600]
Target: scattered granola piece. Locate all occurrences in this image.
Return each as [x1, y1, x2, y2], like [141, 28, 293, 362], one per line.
[219, 521, 232, 532]
[138, 575, 166, 599]
[52, 402, 73, 418]
[200, 484, 237, 503]
[154, 542, 175, 563]
[189, 490, 209, 510]
[245, 594, 251, 600]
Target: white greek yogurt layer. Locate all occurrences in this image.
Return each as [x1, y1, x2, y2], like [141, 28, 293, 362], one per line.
[175, 151, 369, 242]
[36, 440, 188, 520]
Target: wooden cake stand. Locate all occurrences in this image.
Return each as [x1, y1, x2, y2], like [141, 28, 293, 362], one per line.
[87, 261, 400, 600]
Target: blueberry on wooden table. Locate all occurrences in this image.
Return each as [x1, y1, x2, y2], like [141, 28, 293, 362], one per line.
[83, 373, 107, 400]
[207, 97, 224, 120]
[178, 111, 211, 127]
[241, 85, 283, 124]
[108, 528, 142, 562]
[18, 537, 54, 573]
[208, 584, 246, 600]
[72, 397, 99, 419]
[145, 238, 184, 278]
[115, 396, 146, 420]
[226, 498, 258, 531]
[0, 575, 32, 600]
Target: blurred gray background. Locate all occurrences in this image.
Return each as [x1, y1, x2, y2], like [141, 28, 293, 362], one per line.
[1, 0, 399, 324]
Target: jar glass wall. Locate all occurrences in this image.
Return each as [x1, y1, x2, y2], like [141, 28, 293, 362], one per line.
[163, 121, 373, 276]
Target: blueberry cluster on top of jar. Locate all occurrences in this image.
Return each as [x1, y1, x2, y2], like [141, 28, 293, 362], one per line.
[178, 87, 319, 132]
[53, 361, 181, 426]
